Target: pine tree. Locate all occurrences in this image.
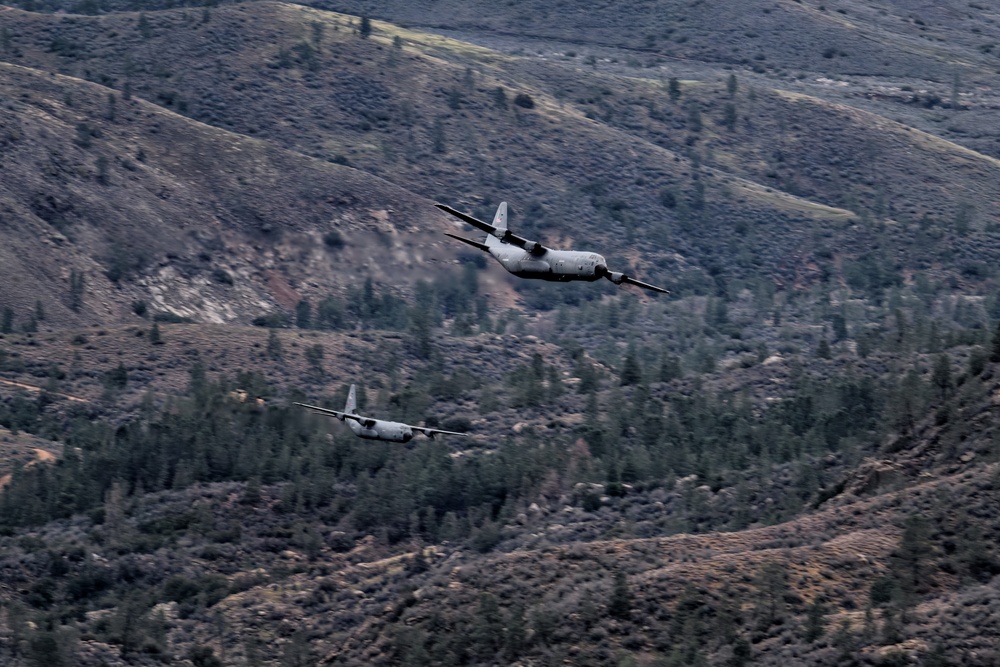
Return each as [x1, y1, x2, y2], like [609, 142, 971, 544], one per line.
[69, 270, 85, 312]
[471, 593, 504, 658]
[832, 619, 855, 656]
[932, 353, 952, 400]
[729, 637, 751, 666]
[723, 102, 737, 131]
[359, 16, 372, 38]
[890, 515, 933, 607]
[242, 477, 262, 505]
[659, 353, 682, 382]
[503, 604, 527, 660]
[138, 13, 152, 39]
[188, 360, 206, 395]
[668, 77, 681, 102]
[149, 322, 163, 345]
[620, 343, 642, 386]
[104, 480, 127, 545]
[295, 300, 312, 329]
[267, 329, 283, 360]
[991, 321, 1000, 362]
[607, 570, 632, 619]
[431, 117, 446, 154]
[753, 560, 788, 627]
[893, 369, 924, 434]
[687, 102, 703, 132]
[5, 600, 28, 660]
[112, 592, 149, 658]
[305, 344, 324, 378]
[804, 600, 826, 642]
[492, 86, 507, 109]
[105, 362, 128, 390]
[27, 630, 68, 667]
[861, 604, 876, 644]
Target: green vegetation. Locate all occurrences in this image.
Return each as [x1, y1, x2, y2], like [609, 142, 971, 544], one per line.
[1, 2, 1000, 665]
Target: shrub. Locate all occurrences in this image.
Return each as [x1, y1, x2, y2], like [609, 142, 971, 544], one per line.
[152, 312, 192, 323]
[513, 93, 535, 109]
[323, 231, 345, 248]
[211, 269, 233, 285]
[251, 312, 291, 328]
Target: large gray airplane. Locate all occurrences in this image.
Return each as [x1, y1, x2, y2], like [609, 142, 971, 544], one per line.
[295, 384, 468, 442]
[436, 201, 669, 294]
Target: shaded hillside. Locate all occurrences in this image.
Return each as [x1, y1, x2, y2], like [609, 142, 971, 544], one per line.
[0, 57, 476, 329]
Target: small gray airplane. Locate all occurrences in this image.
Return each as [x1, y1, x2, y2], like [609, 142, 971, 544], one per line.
[436, 201, 669, 294]
[295, 384, 468, 442]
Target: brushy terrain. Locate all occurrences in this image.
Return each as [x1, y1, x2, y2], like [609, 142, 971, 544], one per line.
[2, 0, 1000, 665]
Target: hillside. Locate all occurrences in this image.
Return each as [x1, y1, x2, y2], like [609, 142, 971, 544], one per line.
[2, 1, 1000, 666]
[0, 54, 482, 330]
[1, 302, 999, 665]
[18, 0, 1000, 81]
[3, 2, 1000, 326]
[1, 319, 999, 665]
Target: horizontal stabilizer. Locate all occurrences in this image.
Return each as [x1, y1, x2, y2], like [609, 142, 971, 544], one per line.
[295, 402, 375, 428]
[444, 232, 490, 252]
[435, 203, 496, 235]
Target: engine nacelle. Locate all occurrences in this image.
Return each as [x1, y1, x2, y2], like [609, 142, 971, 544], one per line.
[523, 241, 543, 255]
[608, 271, 626, 285]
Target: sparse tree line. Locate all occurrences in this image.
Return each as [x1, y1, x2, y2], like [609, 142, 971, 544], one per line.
[3, 316, 998, 538]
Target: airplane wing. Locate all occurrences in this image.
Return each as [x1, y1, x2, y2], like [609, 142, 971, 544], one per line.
[620, 275, 670, 294]
[412, 425, 470, 438]
[294, 403, 376, 428]
[435, 203, 548, 254]
[435, 204, 496, 235]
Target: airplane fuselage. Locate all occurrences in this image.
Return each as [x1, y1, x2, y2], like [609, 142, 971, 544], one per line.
[489, 246, 608, 283]
[347, 418, 414, 443]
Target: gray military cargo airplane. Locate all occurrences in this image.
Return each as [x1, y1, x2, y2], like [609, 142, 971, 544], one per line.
[295, 384, 468, 442]
[435, 201, 669, 294]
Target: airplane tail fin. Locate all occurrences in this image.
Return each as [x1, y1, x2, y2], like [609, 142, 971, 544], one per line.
[486, 202, 507, 248]
[492, 202, 508, 232]
[345, 384, 358, 414]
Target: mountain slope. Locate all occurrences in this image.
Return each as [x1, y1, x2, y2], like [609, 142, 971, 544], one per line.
[0, 57, 473, 328]
[3, 2, 1000, 322]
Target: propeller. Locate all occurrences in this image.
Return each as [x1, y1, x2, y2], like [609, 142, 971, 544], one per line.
[606, 270, 626, 285]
